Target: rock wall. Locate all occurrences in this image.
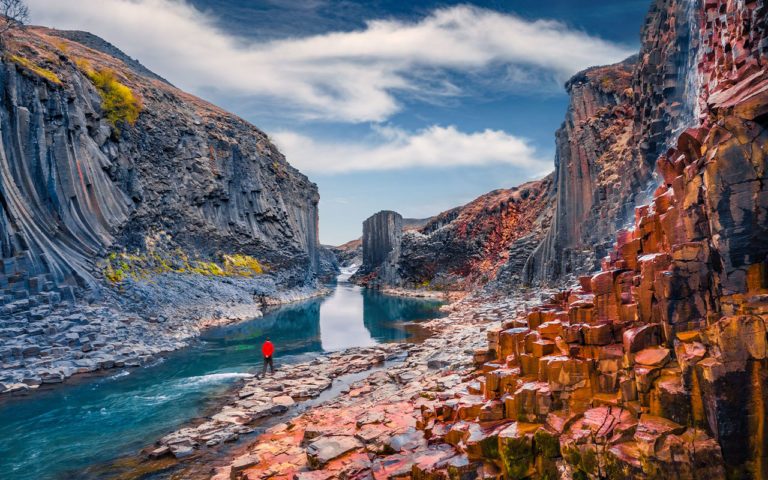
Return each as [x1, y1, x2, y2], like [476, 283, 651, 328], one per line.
[400, 177, 553, 291]
[411, 2, 768, 478]
[524, 0, 703, 285]
[330, 238, 362, 270]
[0, 26, 322, 314]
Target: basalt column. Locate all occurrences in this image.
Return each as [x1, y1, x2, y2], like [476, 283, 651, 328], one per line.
[353, 210, 403, 286]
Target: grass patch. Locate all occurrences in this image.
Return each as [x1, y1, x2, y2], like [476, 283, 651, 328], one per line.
[10, 55, 61, 84]
[81, 65, 141, 131]
[100, 251, 268, 286]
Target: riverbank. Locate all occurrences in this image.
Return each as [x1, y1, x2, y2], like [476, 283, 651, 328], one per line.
[0, 278, 332, 396]
[203, 289, 553, 479]
[0, 279, 448, 480]
[376, 286, 468, 303]
[116, 287, 555, 479]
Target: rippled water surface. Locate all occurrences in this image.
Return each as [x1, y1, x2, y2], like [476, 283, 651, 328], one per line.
[0, 279, 443, 480]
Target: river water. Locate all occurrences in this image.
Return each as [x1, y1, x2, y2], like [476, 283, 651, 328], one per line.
[0, 278, 443, 480]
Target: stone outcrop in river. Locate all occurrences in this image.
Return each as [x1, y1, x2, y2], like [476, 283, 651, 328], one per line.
[353, 210, 404, 285]
[0, 25, 329, 392]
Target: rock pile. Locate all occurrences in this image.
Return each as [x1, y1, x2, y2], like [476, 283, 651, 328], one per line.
[405, 48, 768, 476]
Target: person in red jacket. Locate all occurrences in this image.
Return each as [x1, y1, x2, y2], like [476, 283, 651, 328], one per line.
[261, 337, 275, 377]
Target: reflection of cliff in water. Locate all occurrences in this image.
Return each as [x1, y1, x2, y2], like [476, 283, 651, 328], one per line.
[199, 285, 444, 358]
[202, 299, 323, 357]
[362, 291, 443, 343]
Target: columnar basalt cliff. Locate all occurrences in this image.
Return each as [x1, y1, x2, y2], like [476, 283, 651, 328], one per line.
[523, 0, 703, 285]
[351, 177, 552, 291]
[351, 210, 403, 286]
[0, 26, 328, 390]
[0, 27, 321, 301]
[405, 2, 768, 479]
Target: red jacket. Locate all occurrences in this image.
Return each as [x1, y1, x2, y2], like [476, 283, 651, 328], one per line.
[262, 341, 274, 357]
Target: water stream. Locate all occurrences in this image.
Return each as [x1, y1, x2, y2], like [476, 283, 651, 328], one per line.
[0, 277, 443, 480]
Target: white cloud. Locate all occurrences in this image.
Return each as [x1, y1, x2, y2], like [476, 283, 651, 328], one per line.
[271, 125, 549, 174]
[28, 0, 635, 122]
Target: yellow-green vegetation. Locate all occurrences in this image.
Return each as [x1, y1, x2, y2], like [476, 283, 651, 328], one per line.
[75, 57, 90, 71]
[10, 55, 61, 84]
[222, 254, 265, 275]
[83, 66, 141, 131]
[101, 250, 267, 285]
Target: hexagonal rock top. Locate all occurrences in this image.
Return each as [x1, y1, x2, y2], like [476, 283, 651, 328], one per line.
[633, 347, 671, 367]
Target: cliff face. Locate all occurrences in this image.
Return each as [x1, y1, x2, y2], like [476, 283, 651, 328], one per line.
[524, 0, 702, 285]
[330, 238, 362, 270]
[0, 26, 322, 313]
[352, 177, 552, 290]
[411, 2, 768, 478]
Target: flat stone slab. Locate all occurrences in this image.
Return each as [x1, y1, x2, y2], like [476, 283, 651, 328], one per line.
[306, 435, 363, 468]
[634, 347, 670, 367]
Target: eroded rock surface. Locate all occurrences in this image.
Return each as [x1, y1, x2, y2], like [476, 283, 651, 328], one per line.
[524, 0, 703, 285]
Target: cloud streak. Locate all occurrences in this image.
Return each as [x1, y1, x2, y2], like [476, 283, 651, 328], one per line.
[28, 0, 635, 122]
[272, 125, 550, 174]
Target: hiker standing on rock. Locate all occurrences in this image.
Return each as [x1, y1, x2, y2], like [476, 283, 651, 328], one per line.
[261, 337, 275, 377]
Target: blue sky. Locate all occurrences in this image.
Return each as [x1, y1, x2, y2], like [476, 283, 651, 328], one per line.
[29, 0, 650, 245]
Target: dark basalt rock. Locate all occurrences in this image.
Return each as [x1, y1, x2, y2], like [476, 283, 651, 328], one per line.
[350, 178, 552, 291]
[351, 210, 403, 286]
[0, 26, 322, 310]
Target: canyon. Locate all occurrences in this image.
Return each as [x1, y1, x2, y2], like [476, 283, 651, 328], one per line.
[0, 0, 767, 479]
[216, 0, 768, 479]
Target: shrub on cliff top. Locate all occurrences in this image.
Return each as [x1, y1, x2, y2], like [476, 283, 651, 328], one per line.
[85, 67, 141, 131]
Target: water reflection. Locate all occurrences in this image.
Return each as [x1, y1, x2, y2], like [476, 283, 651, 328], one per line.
[319, 282, 375, 351]
[363, 289, 443, 343]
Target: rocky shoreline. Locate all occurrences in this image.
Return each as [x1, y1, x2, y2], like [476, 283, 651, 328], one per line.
[376, 286, 467, 303]
[0, 283, 331, 396]
[122, 289, 555, 479]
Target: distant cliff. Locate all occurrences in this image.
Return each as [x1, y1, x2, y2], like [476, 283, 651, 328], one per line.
[351, 177, 552, 290]
[0, 25, 324, 317]
[350, 210, 403, 285]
